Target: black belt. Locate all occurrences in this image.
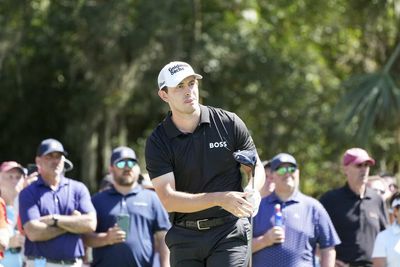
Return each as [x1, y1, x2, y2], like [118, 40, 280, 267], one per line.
[175, 215, 237, 230]
[27, 256, 80, 265]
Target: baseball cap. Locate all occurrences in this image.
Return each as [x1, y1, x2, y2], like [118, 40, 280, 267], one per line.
[342, 148, 375, 166]
[0, 161, 25, 174]
[110, 146, 137, 165]
[157, 61, 202, 90]
[270, 153, 297, 171]
[37, 138, 67, 156]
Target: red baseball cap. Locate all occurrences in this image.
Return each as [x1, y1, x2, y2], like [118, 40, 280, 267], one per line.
[0, 161, 25, 174]
[342, 148, 375, 166]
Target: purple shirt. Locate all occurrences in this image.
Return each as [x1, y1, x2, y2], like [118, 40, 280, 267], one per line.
[253, 191, 340, 267]
[19, 175, 95, 260]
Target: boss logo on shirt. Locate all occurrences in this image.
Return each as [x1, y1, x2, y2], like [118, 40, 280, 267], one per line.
[209, 141, 227, 149]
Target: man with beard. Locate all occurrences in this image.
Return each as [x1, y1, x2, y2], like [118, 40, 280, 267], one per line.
[84, 146, 170, 267]
[320, 148, 388, 267]
[19, 138, 97, 267]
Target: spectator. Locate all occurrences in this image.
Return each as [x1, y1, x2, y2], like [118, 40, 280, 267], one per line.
[379, 173, 399, 224]
[84, 146, 171, 267]
[371, 192, 400, 267]
[380, 173, 398, 201]
[320, 148, 388, 267]
[260, 160, 275, 198]
[19, 138, 96, 267]
[98, 174, 113, 192]
[145, 61, 265, 267]
[0, 161, 26, 267]
[252, 153, 340, 267]
[0, 196, 10, 266]
[367, 175, 387, 201]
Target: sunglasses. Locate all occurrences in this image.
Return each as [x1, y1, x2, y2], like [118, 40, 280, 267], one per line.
[276, 166, 296, 176]
[115, 160, 136, 169]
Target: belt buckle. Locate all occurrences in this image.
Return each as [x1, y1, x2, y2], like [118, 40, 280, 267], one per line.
[196, 218, 210, 230]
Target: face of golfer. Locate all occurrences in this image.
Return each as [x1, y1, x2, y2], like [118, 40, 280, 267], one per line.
[343, 161, 371, 189]
[158, 75, 200, 115]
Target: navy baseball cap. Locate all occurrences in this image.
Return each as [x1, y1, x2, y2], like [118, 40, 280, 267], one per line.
[110, 146, 137, 165]
[270, 153, 297, 171]
[37, 138, 68, 156]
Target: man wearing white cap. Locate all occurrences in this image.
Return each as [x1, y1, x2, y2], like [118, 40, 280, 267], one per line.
[145, 61, 265, 266]
[371, 192, 400, 267]
[320, 148, 388, 267]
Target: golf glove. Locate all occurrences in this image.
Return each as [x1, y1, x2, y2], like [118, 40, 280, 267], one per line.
[245, 187, 261, 217]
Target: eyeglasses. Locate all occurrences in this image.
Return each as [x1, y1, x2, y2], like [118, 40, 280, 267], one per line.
[276, 166, 296, 176]
[115, 160, 136, 169]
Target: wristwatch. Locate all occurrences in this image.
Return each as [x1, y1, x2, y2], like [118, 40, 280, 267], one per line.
[52, 214, 59, 227]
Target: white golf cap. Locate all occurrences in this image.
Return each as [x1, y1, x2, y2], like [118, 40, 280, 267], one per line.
[157, 61, 202, 90]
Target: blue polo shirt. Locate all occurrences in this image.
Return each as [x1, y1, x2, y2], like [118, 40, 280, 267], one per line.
[253, 191, 340, 267]
[19, 175, 95, 260]
[91, 185, 171, 267]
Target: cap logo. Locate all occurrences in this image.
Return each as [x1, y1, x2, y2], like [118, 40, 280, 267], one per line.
[168, 64, 188, 76]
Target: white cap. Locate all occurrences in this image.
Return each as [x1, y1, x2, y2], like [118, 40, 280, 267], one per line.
[157, 61, 202, 90]
[392, 198, 400, 208]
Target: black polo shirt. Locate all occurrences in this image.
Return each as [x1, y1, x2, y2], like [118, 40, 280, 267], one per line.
[319, 183, 388, 264]
[145, 105, 255, 222]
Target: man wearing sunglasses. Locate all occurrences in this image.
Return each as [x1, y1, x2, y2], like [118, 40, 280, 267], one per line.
[84, 146, 171, 267]
[320, 148, 388, 267]
[252, 153, 340, 267]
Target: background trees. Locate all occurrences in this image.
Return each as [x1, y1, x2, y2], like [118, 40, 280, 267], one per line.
[1, 0, 399, 196]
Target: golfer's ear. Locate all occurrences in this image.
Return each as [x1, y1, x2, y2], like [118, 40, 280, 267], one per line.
[158, 89, 169, 103]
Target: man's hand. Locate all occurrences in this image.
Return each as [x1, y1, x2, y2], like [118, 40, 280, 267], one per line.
[219, 191, 253, 218]
[244, 188, 261, 217]
[265, 226, 285, 245]
[105, 225, 126, 245]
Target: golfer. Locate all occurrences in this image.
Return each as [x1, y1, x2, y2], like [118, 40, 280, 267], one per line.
[145, 61, 265, 267]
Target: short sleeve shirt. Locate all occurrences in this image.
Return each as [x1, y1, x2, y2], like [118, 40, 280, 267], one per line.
[371, 223, 400, 267]
[252, 191, 340, 267]
[320, 184, 388, 263]
[19, 175, 96, 260]
[145, 105, 255, 221]
[91, 186, 171, 267]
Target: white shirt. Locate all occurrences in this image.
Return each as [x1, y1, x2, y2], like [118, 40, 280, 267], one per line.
[372, 223, 400, 267]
